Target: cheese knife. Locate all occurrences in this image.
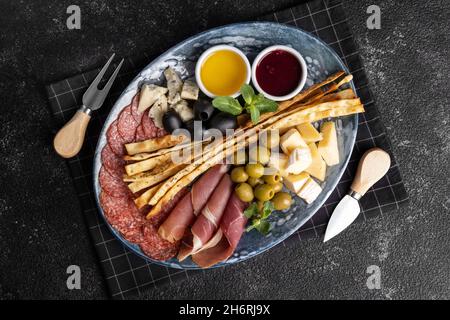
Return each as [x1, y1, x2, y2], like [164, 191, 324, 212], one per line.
[323, 148, 391, 242]
[53, 54, 124, 158]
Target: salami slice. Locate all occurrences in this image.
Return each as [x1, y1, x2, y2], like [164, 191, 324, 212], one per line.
[101, 193, 137, 225]
[117, 105, 138, 143]
[107, 120, 125, 156]
[135, 124, 147, 142]
[130, 93, 143, 123]
[100, 192, 144, 243]
[141, 110, 159, 140]
[156, 127, 168, 138]
[122, 226, 144, 244]
[100, 95, 187, 258]
[99, 166, 130, 198]
[139, 224, 179, 260]
[101, 144, 124, 176]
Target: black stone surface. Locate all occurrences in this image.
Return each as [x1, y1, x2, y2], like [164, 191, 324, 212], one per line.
[0, 0, 448, 300]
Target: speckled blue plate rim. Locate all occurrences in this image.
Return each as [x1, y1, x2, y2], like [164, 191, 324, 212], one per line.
[92, 21, 358, 270]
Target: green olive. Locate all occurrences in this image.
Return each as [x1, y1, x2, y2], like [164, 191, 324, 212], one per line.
[272, 182, 283, 193]
[231, 166, 249, 183]
[254, 184, 275, 202]
[247, 177, 263, 187]
[245, 163, 264, 178]
[248, 146, 271, 165]
[261, 130, 280, 149]
[272, 192, 292, 210]
[263, 173, 281, 185]
[235, 183, 254, 202]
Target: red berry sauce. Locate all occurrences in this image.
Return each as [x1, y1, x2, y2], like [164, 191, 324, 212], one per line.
[255, 49, 302, 97]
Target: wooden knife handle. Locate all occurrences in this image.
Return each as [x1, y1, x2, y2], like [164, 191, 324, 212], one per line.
[350, 148, 391, 197]
[53, 109, 91, 158]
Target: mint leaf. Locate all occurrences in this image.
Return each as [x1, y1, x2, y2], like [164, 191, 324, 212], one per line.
[248, 104, 260, 124]
[244, 202, 258, 219]
[261, 201, 274, 219]
[212, 96, 243, 115]
[241, 84, 255, 105]
[254, 95, 278, 113]
[246, 217, 262, 232]
[255, 220, 271, 235]
[246, 217, 272, 235]
[246, 218, 258, 232]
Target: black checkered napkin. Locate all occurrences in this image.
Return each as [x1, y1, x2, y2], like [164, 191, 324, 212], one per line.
[45, 0, 408, 299]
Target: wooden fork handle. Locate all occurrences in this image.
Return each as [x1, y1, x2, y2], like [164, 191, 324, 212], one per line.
[350, 148, 391, 197]
[53, 108, 91, 158]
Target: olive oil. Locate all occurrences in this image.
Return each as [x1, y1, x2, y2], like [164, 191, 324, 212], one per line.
[200, 50, 247, 96]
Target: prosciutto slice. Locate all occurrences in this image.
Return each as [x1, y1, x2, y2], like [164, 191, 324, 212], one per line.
[178, 174, 233, 261]
[191, 164, 229, 213]
[192, 193, 248, 268]
[158, 164, 228, 243]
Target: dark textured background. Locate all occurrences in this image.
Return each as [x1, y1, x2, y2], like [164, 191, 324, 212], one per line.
[0, 0, 448, 300]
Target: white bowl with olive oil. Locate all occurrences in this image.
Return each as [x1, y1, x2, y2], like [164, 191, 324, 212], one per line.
[195, 45, 251, 98]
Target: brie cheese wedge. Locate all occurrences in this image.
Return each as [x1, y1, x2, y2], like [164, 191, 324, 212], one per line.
[280, 128, 308, 155]
[267, 152, 289, 177]
[286, 146, 312, 174]
[297, 177, 322, 204]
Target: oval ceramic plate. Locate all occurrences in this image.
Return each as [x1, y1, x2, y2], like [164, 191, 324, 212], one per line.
[93, 22, 358, 269]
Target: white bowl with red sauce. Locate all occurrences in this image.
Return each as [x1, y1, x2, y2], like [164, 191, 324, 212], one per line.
[251, 45, 307, 101]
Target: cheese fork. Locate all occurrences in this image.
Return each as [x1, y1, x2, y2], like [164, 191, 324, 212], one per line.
[53, 54, 124, 158]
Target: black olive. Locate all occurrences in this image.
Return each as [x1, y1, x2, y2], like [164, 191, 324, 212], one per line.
[185, 119, 205, 140]
[193, 99, 215, 121]
[162, 110, 183, 134]
[207, 112, 238, 135]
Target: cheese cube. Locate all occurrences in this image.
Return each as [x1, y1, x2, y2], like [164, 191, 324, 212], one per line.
[297, 178, 322, 204]
[296, 123, 323, 143]
[169, 93, 182, 106]
[171, 100, 194, 122]
[318, 122, 339, 166]
[278, 127, 291, 136]
[283, 172, 310, 193]
[149, 94, 168, 129]
[138, 84, 168, 112]
[164, 67, 183, 104]
[181, 80, 199, 100]
[267, 152, 289, 177]
[286, 146, 312, 174]
[280, 128, 308, 154]
[305, 143, 326, 181]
